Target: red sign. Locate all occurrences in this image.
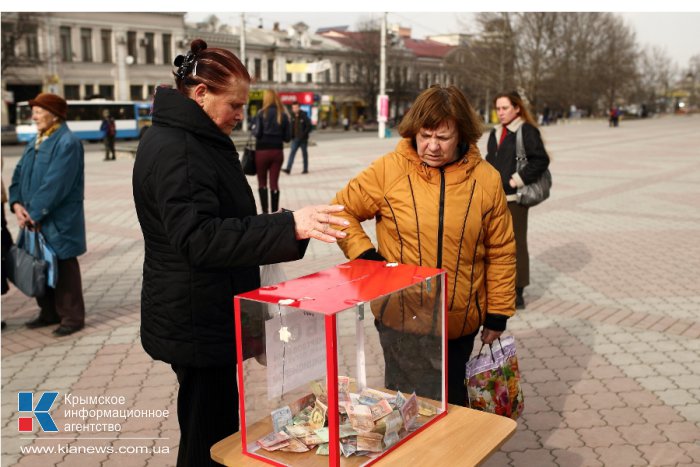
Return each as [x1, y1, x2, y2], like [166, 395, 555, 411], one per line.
[279, 92, 315, 105]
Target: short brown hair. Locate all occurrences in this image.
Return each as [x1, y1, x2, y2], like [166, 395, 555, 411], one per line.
[398, 85, 483, 146]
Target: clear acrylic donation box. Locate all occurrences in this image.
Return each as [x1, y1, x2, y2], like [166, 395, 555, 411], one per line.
[234, 259, 448, 466]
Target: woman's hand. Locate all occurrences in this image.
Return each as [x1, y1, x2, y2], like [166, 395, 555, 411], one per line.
[12, 203, 33, 228]
[509, 178, 517, 188]
[480, 328, 503, 345]
[292, 204, 349, 243]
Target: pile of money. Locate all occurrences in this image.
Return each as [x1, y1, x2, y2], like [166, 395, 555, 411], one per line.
[256, 377, 439, 458]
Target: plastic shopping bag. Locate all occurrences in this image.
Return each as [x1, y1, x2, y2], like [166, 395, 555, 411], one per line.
[465, 335, 524, 419]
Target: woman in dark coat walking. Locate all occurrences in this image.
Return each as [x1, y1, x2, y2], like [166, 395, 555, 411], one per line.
[253, 89, 290, 213]
[485, 91, 550, 310]
[132, 39, 348, 466]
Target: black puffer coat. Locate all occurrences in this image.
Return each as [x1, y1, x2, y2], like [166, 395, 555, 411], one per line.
[133, 88, 307, 367]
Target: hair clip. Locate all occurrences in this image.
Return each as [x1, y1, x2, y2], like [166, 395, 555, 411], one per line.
[174, 50, 197, 80]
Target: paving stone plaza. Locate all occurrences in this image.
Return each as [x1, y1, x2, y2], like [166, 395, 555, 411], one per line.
[2, 114, 699, 466]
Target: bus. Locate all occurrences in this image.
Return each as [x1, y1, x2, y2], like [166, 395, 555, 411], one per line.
[15, 100, 152, 143]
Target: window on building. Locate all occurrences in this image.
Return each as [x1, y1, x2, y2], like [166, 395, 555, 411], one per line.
[147, 85, 155, 99]
[254, 58, 261, 80]
[127, 31, 137, 63]
[25, 25, 39, 60]
[100, 29, 112, 63]
[130, 85, 143, 100]
[144, 32, 155, 64]
[1, 23, 15, 58]
[324, 69, 330, 83]
[98, 85, 114, 100]
[345, 63, 351, 83]
[286, 60, 292, 82]
[85, 84, 96, 99]
[162, 33, 172, 65]
[306, 69, 312, 83]
[267, 59, 274, 82]
[64, 85, 80, 100]
[80, 28, 93, 62]
[60, 26, 72, 62]
[336, 63, 341, 84]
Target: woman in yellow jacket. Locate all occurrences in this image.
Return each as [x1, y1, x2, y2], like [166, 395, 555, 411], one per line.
[332, 85, 516, 406]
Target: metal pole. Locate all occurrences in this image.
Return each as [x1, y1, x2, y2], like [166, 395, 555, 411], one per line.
[240, 13, 248, 132]
[378, 12, 387, 139]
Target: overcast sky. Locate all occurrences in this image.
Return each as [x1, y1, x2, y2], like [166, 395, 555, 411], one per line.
[186, 10, 700, 68]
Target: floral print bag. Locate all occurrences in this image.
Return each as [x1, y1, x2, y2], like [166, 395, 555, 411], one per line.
[465, 335, 524, 419]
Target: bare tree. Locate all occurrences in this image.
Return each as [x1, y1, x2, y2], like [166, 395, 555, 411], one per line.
[1, 12, 42, 74]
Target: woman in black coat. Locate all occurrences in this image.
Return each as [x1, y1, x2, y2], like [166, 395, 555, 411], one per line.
[132, 39, 348, 466]
[485, 91, 550, 310]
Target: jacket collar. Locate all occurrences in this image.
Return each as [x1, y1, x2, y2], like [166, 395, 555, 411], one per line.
[151, 87, 234, 150]
[395, 138, 483, 182]
[494, 117, 524, 143]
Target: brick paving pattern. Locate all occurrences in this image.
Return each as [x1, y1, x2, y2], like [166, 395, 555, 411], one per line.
[1, 115, 699, 466]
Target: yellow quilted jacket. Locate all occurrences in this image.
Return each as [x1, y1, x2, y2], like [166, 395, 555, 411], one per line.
[332, 138, 516, 339]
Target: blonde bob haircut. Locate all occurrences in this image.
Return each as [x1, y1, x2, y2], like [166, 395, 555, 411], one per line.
[398, 85, 483, 146]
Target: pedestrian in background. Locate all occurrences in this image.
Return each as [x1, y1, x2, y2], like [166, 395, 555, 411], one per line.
[485, 91, 550, 310]
[8, 93, 87, 336]
[331, 85, 516, 406]
[132, 39, 348, 467]
[282, 101, 311, 175]
[253, 89, 290, 213]
[100, 109, 116, 161]
[1, 158, 12, 330]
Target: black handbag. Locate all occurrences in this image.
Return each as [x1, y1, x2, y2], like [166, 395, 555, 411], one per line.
[7, 229, 47, 298]
[241, 132, 256, 176]
[515, 126, 552, 207]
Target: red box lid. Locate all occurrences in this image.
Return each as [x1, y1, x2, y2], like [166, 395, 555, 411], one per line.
[237, 259, 444, 315]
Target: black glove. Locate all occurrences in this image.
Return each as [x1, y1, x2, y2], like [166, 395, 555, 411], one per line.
[358, 248, 386, 262]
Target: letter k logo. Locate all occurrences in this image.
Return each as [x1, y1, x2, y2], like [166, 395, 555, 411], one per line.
[18, 392, 59, 432]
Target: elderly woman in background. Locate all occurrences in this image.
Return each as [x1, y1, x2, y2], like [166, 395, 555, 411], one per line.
[331, 85, 516, 406]
[253, 89, 290, 213]
[9, 93, 87, 337]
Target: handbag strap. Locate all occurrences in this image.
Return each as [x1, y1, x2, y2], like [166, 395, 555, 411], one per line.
[515, 126, 527, 172]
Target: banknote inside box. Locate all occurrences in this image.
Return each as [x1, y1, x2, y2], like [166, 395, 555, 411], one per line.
[234, 259, 448, 466]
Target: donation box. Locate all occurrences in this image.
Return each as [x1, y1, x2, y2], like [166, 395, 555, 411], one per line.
[234, 259, 448, 466]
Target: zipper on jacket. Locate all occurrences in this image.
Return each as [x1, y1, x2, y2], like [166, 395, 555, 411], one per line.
[436, 168, 446, 268]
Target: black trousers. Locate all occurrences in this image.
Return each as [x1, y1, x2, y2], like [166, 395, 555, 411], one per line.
[376, 320, 478, 407]
[36, 257, 85, 328]
[171, 365, 239, 467]
[508, 201, 530, 288]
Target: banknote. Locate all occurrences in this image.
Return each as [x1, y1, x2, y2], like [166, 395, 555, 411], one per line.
[313, 427, 329, 443]
[374, 409, 403, 434]
[357, 432, 383, 452]
[308, 401, 327, 430]
[258, 440, 290, 452]
[339, 424, 358, 438]
[315, 443, 329, 455]
[383, 429, 400, 448]
[310, 379, 326, 399]
[292, 406, 312, 425]
[279, 437, 310, 453]
[257, 430, 291, 449]
[394, 390, 407, 410]
[338, 375, 351, 393]
[400, 392, 418, 429]
[345, 403, 375, 432]
[289, 393, 316, 415]
[340, 436, 358, 457]
[304, 432, 326, 446]
[418, 399, 438, 417]
[369, 399, 393, 421]
[271, 405, 292, 433]
[284, 423, 312, 438]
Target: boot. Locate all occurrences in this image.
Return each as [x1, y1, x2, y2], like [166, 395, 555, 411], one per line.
[515, 287, 525, 310]
[258, 187, 269, 214]
[271, 190, 280, 213]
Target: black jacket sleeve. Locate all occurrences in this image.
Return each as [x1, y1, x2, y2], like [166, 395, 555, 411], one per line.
[152, 140, 306, 269]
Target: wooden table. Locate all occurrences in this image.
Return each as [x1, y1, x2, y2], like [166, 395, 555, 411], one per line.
[211, 405, 516, 466]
